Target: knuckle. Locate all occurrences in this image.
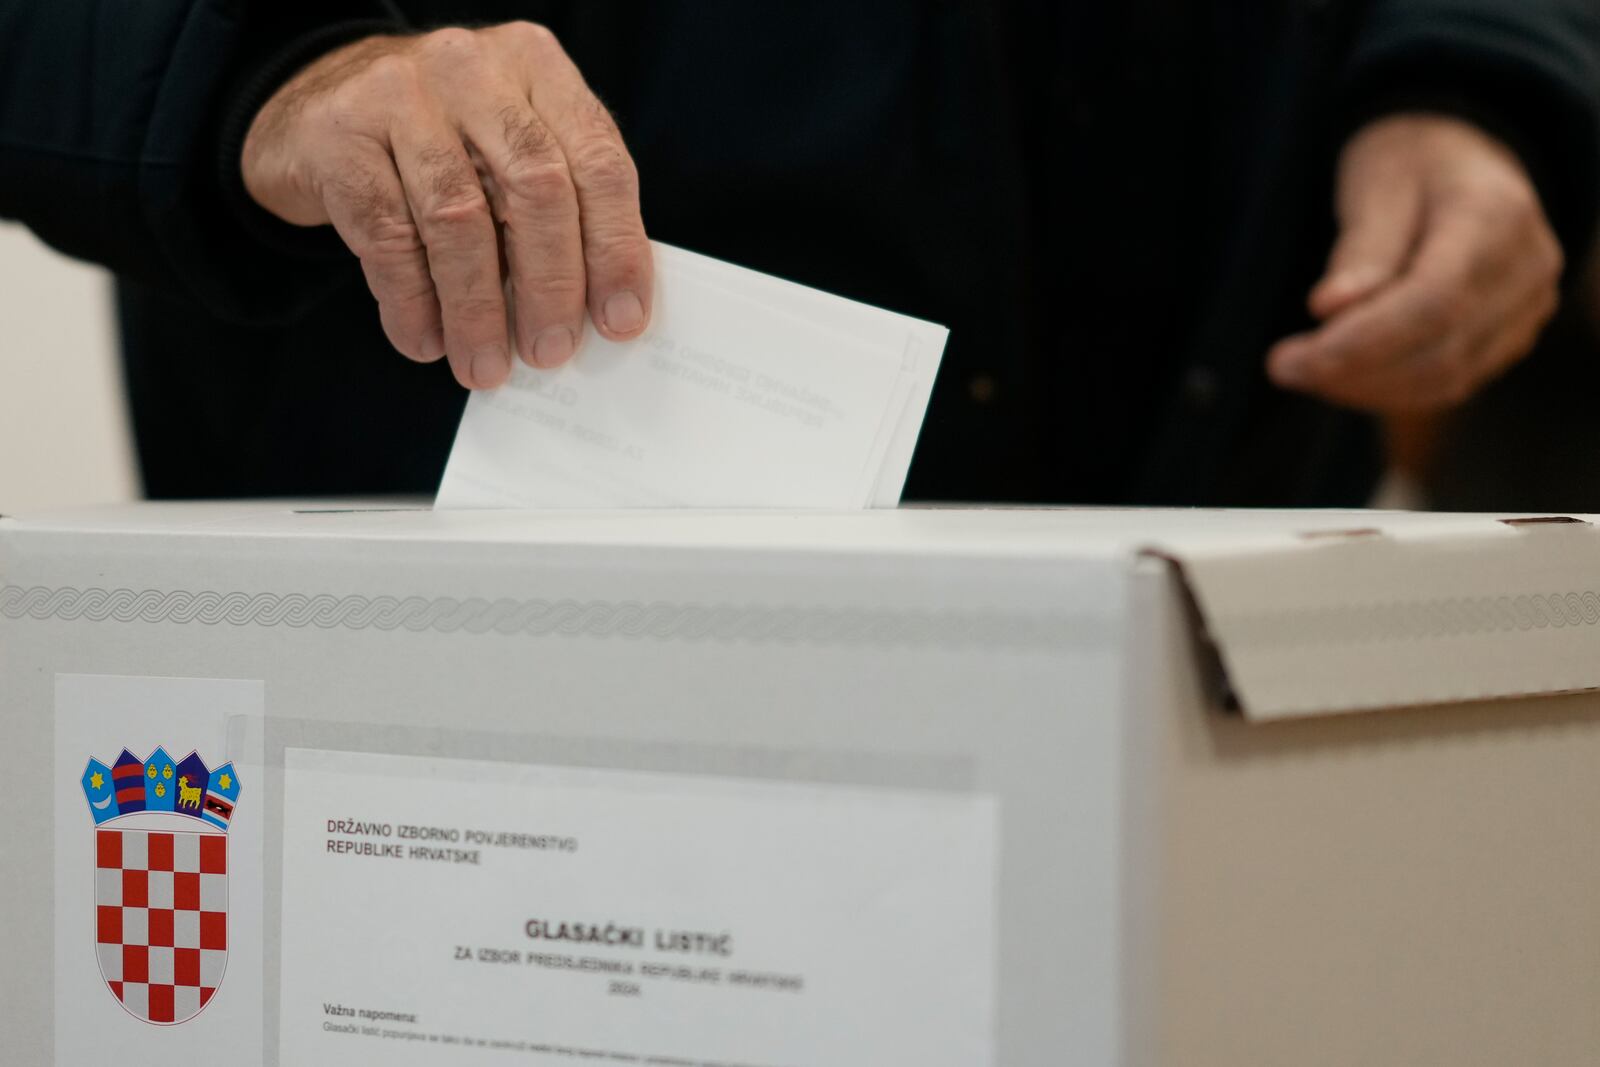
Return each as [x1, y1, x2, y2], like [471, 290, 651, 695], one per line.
[1494, 187, 1551, 251]
[502, 156, 576, 208]
[498, 105, 558, 165]
[1466, 175, 1531, 219]
[316, 88, 370, 134]
[387, 283, 438, 312]
[586, 230, 650, 280]
[413, 145, 486, 214]
[582, 228, 650, 290]
[498, 20, 558, 50]
[570, 138, 639, 198]
[324, 158, 404, 219]
[420, 26, 481, 58]
[374, 278, 437, 316]
[523, 273, 587, 305]
[1476, 184, 1520, 222]
[422, 194, 491, 232]
[360, 53, 420, 95]
[362, 215, 425, 261]
[328, 164, 391, 215]
[446, 294, 506, 324]
[570, 91, 622, 139]
[1504, 184, 1541, 225]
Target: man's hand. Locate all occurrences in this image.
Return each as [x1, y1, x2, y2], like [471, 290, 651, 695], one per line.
[242, 22, 652, 389]
[1267, 114, 1562, 413]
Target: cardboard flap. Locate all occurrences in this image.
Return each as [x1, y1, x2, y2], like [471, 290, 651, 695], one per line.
[1148, 515, 1600, 720]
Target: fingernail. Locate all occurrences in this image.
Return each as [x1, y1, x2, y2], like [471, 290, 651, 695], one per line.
[471, 344, 509, 388]
[603, 290, 645, 335]
[422, 328, 446, 363]
[532, 327, 576, 368]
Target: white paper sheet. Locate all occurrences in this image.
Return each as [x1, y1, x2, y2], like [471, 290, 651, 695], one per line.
[435, 242, 948, 509]
[279, 748, 997, 1066]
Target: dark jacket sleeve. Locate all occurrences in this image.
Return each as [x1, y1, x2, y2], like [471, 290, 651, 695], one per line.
[1342, 0, 1600, 260]
[0, 1, 401, 326]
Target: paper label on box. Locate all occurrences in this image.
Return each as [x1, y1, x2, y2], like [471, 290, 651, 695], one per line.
[279, 748, 997, 1065]
[53, 674, 265, 1062]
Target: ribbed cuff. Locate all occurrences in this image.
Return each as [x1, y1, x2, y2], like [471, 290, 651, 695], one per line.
[216, 18, 408, 260]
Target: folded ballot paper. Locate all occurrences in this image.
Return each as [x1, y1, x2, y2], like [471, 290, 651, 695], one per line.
[435, 242, 947, 509]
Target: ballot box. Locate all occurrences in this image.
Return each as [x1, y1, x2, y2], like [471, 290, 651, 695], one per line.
[4, 503, 1599, 1065]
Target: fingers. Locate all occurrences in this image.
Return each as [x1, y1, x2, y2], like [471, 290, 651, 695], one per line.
[1270, 115, 1564, 415]
[1461, 283, 1558, 393]
[455, 95, 587, 369]
[1487, 287, 1560, 379]
[1308, 170, 1425, 320]
[1269, 204, 1484, 398]
[1269, 202, 1557, 412]
[391, 111, 512, 390]
[1335, 288, 1553, 413]
[321, 148, 446, 365]
[506, 23, 654, 342]
[1292, 311, 1486, 413]
[425, 21, 651, 368]
[243, 22, 653, 386]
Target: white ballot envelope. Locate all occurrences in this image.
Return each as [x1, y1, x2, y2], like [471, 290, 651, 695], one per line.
[434, 242, 948, 509]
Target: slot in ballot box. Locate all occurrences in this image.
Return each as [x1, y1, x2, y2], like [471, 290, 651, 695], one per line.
[4, 503, 1599, 1065]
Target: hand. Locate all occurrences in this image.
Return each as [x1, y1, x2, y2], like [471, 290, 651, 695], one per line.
[1267, 114, 1561, 413]
[242, 22, 652, 389]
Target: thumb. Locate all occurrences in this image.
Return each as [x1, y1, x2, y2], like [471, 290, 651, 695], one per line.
[1309, 171, 1425, 320]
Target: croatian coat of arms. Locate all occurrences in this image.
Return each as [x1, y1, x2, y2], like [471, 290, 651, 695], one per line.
[79, 747, 240, 1024]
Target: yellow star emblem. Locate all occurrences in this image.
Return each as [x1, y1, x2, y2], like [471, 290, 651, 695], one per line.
[89, 771, 104, 790]
[218, 773, 232, 791]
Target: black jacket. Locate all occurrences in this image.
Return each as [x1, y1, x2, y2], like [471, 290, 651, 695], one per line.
[4, 1, 1600, 505]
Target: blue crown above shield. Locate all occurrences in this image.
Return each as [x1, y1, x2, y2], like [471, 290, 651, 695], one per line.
[81, 748, 240, 831]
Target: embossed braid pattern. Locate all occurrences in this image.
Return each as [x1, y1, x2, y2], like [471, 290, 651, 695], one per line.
[0, 585, 1090, 649]
[1218, 591, 1600, 647]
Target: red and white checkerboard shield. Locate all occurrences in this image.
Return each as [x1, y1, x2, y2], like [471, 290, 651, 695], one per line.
[93, 824, 228, 1024]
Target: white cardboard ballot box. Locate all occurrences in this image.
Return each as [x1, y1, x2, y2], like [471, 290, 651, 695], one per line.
[4, 503, 1599, 1066]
